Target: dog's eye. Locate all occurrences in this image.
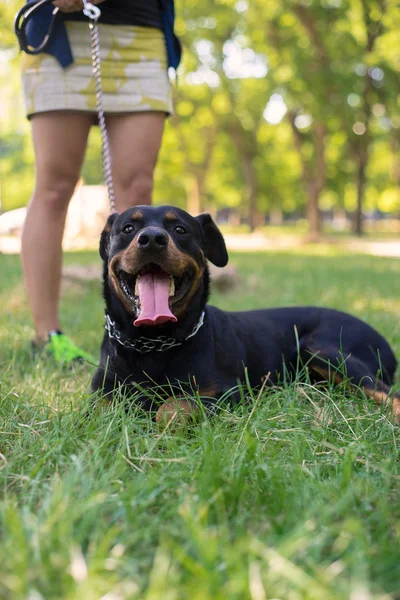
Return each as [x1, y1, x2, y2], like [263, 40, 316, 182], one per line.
[174, 226, 187, 234]
[122, 224, 134, 234]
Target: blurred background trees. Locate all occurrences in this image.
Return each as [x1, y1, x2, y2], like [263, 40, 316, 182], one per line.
[1, 0, 399, 237]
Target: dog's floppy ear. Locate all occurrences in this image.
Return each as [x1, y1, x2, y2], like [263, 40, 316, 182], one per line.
[195, 213, 228, 267]
[100, 212, 119, 261]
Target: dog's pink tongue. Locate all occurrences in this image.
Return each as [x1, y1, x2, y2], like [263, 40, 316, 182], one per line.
[134, 273, 177, 327]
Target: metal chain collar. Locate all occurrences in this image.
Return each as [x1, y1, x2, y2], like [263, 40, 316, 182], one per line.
[82, 0, 116, 212]
[105, 312, 206, 353]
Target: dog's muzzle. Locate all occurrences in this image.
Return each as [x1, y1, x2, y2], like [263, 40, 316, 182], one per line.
[110, 228, 195, 327]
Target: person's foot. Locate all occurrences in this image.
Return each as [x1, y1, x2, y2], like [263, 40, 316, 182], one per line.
[33, 331, 95, 366]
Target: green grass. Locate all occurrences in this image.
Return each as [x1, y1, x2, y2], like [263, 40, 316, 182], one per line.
[1, 248, 400, 599]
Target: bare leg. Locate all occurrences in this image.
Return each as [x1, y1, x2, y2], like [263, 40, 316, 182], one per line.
[106, 111, 165, 212]
[21, 112, 93, 341]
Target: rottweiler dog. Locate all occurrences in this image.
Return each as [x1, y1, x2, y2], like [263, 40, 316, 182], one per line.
[92, 205, 400, 421]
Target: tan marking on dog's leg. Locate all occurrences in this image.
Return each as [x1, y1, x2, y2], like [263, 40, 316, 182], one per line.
[308, 365, 343, 384]
[93, 397, 112, 415]
[156, 398, 198, 429]
[198, 387, 216, 398]
[363, 388, 400, 423]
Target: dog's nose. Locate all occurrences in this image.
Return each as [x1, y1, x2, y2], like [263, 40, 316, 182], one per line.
[137, 227, 169, 251]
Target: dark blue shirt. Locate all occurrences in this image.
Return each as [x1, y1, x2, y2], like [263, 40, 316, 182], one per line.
[64, 0, 162, 30]
[24, 0, 181, 70]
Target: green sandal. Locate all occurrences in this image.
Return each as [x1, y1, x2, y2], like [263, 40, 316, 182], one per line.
[45, 331, 95, 366]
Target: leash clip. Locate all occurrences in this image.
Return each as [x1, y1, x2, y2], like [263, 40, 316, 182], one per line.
[82, 0, 101, 21]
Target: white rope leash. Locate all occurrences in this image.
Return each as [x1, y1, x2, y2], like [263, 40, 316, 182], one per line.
[82, 0, 116, 212]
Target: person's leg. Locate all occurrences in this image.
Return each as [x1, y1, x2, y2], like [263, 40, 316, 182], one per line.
[21, 111, 93, 342]
[105, 112, 165, 212]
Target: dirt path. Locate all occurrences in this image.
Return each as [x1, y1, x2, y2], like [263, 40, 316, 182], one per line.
[1, 233, 400, 257]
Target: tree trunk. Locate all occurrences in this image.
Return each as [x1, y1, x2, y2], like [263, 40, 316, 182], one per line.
[350, 0, 383, 236]
[288, 113, 326, 241]
[390, 135, 400, 185]
[353, 156, 367, 236]
[307, 183, 321, 242]
[228, 121, 260, 231]
[180, 126, 215, 216]
[242, 152, 259, 231]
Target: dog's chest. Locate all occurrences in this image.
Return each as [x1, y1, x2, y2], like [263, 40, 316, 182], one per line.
[115, 345, 215, 389]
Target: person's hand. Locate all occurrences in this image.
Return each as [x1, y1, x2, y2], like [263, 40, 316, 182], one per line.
[52, 0, 105, 13]
[52, 0, 83, 13]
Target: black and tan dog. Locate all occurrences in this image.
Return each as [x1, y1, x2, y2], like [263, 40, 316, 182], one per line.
[92, 205, 400, 422]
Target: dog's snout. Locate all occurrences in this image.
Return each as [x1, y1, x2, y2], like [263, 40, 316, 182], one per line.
[137, 227, 169, 251]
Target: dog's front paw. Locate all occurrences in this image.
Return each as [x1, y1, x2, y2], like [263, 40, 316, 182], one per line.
[155, 398, 198, 430]
[391, 397, 400, 424]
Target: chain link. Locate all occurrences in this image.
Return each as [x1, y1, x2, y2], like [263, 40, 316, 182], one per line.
[82, 0, 116, 212]
[105, 312, 205, 353]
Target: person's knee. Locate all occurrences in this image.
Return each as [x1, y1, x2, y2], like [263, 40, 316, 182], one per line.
[132, 174, 153, 204]
[116, 171, 154, 209]
[33, 174, 79, 217]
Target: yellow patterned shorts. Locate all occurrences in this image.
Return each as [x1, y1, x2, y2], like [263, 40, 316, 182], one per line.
[20, 22, 173, 118]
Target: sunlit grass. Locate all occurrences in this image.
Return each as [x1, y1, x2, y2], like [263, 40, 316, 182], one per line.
[0, 247, 400, 599]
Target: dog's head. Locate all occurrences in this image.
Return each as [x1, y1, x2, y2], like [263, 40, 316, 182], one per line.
[100, 206, 228, 326]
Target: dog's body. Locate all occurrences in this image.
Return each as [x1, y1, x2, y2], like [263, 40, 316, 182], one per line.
[92, 206, 399, 418]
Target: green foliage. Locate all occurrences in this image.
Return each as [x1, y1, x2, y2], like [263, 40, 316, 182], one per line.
[0, 0, 399, 229]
